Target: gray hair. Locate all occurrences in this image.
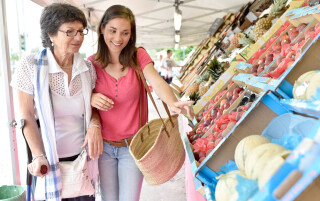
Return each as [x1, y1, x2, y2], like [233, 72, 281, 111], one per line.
[40, 3, 87, 51]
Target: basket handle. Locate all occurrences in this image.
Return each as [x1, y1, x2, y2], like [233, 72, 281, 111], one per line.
[135, 64, 174, 138]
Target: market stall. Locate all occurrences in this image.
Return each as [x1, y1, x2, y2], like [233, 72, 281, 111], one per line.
[176, 0, 320, 200]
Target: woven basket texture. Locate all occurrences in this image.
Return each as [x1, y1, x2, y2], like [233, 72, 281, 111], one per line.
[129, 114, 185, 185]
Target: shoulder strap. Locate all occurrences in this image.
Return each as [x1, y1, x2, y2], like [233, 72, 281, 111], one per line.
[134, 62, 174, 137]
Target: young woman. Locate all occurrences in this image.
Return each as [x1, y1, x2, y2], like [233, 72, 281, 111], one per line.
[88, 5, 193, 201]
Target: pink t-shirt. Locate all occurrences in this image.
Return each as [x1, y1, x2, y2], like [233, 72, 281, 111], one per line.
[88, 48, 153, 141]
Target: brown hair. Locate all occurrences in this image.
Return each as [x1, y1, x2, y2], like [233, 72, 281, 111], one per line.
[40, 3, 87, 52]
[95, 5, 137, 69]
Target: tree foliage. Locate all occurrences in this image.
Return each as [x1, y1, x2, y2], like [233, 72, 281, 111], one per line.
[147, 46, 197, 62]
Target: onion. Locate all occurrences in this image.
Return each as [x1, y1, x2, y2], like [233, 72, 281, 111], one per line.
[245, 143, 286, 180]
[258, 150, 291, 188]
[234, 135, 270, 171]
[215, 170, 245, 201]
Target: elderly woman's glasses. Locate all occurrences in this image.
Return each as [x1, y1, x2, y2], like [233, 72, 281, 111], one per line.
[58, 28, 89, 37]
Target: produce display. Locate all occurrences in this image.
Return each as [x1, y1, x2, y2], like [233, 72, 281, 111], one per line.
[188, 87, 259, 164]
[178, 1, 320, 200]
[234, 135, 270, 171]
[245, 143, 286, 180]
[258, 149, 291, 188]
[215, 170, 245, 201]
[186, 57, 227, 103]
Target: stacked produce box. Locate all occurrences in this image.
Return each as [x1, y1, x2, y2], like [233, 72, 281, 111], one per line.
[176, 0, 320, 200]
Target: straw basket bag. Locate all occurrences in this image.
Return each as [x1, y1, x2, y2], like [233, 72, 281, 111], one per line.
[129, 65, 185, 185]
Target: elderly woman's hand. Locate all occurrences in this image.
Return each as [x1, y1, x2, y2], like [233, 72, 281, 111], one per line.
[82, 123, 103, 160]
[91, 93, 114, 111]
[27, 156, 49, 178]
[169, 100, 194, 119]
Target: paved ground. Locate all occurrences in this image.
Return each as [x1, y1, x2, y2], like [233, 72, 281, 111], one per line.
[0, 91, 187, 201]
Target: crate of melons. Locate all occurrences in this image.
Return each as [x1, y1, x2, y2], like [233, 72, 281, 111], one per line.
[213, 113, 319, 201]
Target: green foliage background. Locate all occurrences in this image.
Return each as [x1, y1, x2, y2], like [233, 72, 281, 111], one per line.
[147, 46, 196, 61]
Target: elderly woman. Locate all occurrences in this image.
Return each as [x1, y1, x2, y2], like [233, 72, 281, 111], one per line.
[11, 3, 102, 201]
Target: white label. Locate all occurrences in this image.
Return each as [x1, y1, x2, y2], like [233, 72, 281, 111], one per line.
[234, 27, 241, 34]
[222, 37, 229, 43]
[296, 81, 309, 98]
[246, 12, 258, 22]
[228, 33, 235, 41]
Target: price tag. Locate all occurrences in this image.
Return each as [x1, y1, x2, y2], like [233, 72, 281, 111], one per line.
[246, 12, 257, 22]
[191, 117, 197, 127]
[208, 18, 223, 36]
[236, 62, 251, 70]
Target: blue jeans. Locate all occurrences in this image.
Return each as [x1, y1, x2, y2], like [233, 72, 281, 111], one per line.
[99, 142, 143, 201]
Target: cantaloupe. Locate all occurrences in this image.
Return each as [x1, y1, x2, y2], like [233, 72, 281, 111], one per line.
[245, 143, 286, 180]
[234, 135, 270, 171]
[215, 170, 245, 201]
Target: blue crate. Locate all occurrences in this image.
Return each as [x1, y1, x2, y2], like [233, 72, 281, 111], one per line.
[251, 121, 320, 201]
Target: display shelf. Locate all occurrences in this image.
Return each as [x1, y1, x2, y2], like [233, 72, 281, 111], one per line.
[232, 30, 320, 100]
[280, 99, 320, 118]
[289, 5, 319, 26]
[232, 73, 252, 86]
[195, 90, 290, 184]
[241, 0, 305, 61]
[180, 2, 317, 200]
[267, 31, 320, 92]
[250, 120, 320, 201]
[189, 2, 304, 115]
[183, 132, 205, 193]
[235, 62, 252, 74]
[180, 38, 211, 78]
[193, 67, 236, 115]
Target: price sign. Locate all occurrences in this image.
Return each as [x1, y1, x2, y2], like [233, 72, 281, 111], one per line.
[208, 18, 223, 36]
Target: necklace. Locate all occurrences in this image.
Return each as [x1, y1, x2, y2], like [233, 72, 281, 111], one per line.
[61, 65, 73, 69]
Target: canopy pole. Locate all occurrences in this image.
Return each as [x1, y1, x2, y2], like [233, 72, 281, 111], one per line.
[0, 0, 21, 185]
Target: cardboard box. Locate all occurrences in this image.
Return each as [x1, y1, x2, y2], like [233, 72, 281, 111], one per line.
[249, 0, 273, 18]
[195, 90, 289, 174]
[241, 0, 305, 61]
[289, 5, 319, 27]
[251, 130, 320, 201]
[267, 30, 320, 92]
[193, 67, 235, 114]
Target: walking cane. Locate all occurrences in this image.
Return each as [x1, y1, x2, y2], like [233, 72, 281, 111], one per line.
[20, 119, 32, 201]
[20, 119, 48, 201]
